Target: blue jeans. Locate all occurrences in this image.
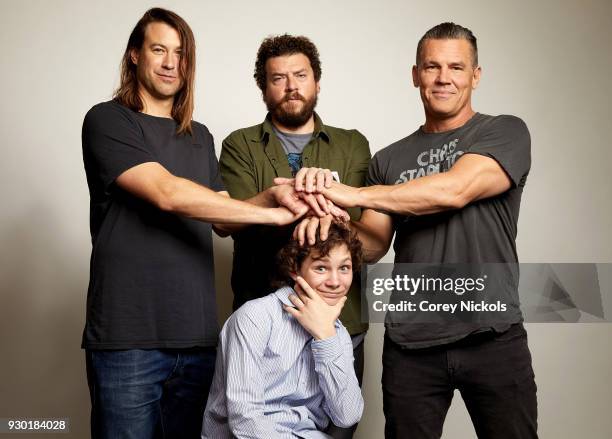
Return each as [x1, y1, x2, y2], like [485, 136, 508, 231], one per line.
[86, 348, 216, 439]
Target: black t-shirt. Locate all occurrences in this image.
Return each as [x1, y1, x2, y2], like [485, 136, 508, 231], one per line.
[81, 100, 225, 349]
[367, 113, 531, 348]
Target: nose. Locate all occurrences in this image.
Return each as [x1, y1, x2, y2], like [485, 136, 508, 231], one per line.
[285, 74, 298, 92]
[436, 66, 451, 84]
[326, 270, 341, 289]
[162, 52, 177, 71]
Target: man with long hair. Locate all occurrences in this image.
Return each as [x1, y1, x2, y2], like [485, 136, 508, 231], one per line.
[218, 35, 371, 437]
[81, 8, 305, 439]
[290, 22, 537, 438]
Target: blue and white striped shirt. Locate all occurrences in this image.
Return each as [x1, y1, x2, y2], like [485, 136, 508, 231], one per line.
[202, 286, 364, 438]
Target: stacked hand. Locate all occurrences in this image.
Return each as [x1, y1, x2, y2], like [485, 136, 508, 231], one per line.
[273, 182, 350, 220]
[283, 276, 345, 340]
[272, 167, 359, 243]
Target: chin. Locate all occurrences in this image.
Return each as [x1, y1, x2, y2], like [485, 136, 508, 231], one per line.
[283, 102, 303, 112]
[320, 293, 348, 306]
[430, 107, 459, 119]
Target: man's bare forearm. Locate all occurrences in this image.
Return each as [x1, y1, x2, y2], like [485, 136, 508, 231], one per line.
[350, 219, 392, 263]
[162, 177, 288, 225]
[212, 188, 279, 235]
[355, 173, 465, 217]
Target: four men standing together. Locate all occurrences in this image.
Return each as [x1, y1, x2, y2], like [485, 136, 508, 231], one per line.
[82, 7, 537, 439]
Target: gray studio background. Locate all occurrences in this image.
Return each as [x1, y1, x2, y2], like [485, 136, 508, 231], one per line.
[1, 0, 611, 437]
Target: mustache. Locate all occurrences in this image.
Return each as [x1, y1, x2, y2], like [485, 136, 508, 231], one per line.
[283, 92, 306, 102]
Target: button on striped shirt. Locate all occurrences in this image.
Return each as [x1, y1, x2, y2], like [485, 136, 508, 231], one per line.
[202, 286, 364, 438]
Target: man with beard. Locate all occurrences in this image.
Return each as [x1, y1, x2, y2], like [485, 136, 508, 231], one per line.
[218, 34, 370, 438]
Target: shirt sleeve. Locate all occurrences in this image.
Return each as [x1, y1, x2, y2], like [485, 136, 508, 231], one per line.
[219, 304, 277, 438]
[310, 326, 364, 428]
[82, 102, 157, 194]
[344, 130, 372, 221]
[219, 131, 258, 200]
[365, 151, 386, 187]
[344, 130, 371, 187]
[466, 115, 531, 188]
[201, 127, 226, 192]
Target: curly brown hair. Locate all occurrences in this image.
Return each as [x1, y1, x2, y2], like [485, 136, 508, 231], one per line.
[254, 34, 322, 93]
[273, 222, 363, 288]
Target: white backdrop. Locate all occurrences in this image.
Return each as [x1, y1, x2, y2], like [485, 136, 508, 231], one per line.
[1, 0, 611, 437]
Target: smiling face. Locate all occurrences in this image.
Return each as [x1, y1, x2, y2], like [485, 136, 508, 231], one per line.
[130, 21, 184, 106]
[297, 244, 353, 306]
[413, 38, 481, 130]
[263, 53, 319, 128]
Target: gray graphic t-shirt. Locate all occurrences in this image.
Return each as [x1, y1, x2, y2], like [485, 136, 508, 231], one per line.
[367, 113, 531, 347]
[272, 126, 313, 176]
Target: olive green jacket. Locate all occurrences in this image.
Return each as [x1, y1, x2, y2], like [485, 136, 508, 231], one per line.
[219, 113, 371, 335]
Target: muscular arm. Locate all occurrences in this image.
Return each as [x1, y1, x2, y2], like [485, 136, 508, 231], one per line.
[115, 162, 300, 226]
[324, 153, 512, 216]
[351, 209, 394, 263]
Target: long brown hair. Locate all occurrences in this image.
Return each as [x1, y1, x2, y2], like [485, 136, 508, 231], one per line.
[114, 8, 196, 135]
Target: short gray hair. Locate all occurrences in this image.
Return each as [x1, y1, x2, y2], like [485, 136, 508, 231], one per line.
[416, 22, 478, 67]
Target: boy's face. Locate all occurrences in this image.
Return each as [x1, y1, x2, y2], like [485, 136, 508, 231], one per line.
[297, 244, 353, 306]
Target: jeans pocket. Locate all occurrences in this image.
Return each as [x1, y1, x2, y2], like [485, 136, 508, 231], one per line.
[492, 323, 527, 343]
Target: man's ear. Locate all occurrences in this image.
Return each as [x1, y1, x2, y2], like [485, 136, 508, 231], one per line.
[412, 65, 419, 88]
[289, 271, 298, 281]
[472, 65, 482, 90]
[316, 81, 321, 95]
[130, 48, 139, 66]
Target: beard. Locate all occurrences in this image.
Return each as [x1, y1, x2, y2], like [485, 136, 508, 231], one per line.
[266, 92, 318, 128]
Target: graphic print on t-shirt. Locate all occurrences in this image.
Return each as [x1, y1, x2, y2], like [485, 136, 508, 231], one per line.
[394, 138, 464, 184]
[287, 152, 303, 176]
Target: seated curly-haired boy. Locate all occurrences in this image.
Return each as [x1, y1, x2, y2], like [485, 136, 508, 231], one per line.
[202, 222, 364, 438]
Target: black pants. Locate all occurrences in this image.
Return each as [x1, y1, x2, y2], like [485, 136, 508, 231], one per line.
[382, 324, 538, 439]
[325, 334, 365, 439]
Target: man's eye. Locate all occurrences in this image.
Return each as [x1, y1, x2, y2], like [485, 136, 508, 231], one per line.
[153, 48, 164, 54]
[340, 265, 352, 272]
[314, 266, 327, 272]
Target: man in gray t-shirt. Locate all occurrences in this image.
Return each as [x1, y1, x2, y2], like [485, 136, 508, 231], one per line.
[288, 23, 537, 438]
